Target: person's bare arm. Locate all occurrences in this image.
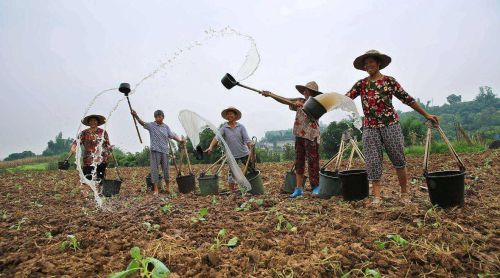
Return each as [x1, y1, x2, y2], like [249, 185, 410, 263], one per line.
[261, 90, 301, 108]
[130, 110, 146, 126]
[409, 102, 439, 124]
[204, 137, 218, 154]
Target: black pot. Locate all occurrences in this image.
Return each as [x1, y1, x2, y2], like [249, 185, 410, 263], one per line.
[221, 73, 238, 89]
[302, 97, 327, 120]
[119, 83, 131, 95]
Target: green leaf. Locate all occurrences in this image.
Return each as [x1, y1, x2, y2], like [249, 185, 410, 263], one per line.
[364, 268, 382, 278]
[107, 268, 140, 278]
[146, 258, 171, 278]
[130, 247, 142, 260]
[286, 222, 293, 230]
[227, 236, 239, 247]
[374, 240, 386, 249]
[387, 235, 408, 246]
[218, 229, 226, 238]
[199, 208, 208, 218]
[255, 199, 264, 206]
[126, 260, 140, 270]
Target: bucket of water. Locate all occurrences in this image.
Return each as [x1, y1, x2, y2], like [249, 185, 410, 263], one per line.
[246, 170, 264, 195]
[302, 97, 327, 120]
[146, 173, 163, 191]
[102, 179, 122, 197]
[318, 170, 342, 199]
[58, 160, 70, 170]
[425, 170, 465, 208]
[198, 175, 219, 196]
[176, 174, 196, 194]
[221, 73, 238, 89]
[283, 172, 307, 194]
[339, 169, 369, 201]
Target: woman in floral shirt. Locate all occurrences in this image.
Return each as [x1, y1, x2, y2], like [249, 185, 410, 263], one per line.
[346, 50, 438, 204]
[262, 81, 322, 198]
[70, 114, 112, 186]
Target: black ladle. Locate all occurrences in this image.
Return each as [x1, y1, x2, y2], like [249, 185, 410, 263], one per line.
[119, 83, 143, 143]
[221, 73, 295, 106]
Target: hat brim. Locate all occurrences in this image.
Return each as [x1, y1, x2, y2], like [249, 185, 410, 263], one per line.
[295, 85, 322, 97]
[82, 115, 106, 126]
[353, 53, 391, 70]
[221, 108, 242, 121]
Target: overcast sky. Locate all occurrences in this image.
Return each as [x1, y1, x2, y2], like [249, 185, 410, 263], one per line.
[1, 0, 499, 159]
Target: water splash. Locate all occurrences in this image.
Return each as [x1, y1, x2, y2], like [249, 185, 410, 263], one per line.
[314, 92, 362, 129]
[178, 109, 252, 191]
[75, 27, 260, 207]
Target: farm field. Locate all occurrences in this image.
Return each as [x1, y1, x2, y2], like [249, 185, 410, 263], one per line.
[0, 151, 498, 277]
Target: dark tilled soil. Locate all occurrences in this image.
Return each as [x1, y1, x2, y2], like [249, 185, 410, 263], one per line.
[0, 151, 499, 277]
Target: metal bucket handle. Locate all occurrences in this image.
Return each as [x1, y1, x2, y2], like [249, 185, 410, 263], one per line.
[243, 136, 258, 175]
[110, 152, 123, 181]
[169, 141, 182, 177]
[423, 122, 466, 175]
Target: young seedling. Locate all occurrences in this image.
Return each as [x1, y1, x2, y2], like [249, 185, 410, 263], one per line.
[143, 222, 160, 232]
[235, 198, 264, 212]
[387, 234, 408, 246]
[341, 268, 382, 278]
[1, 209, 8, 220]
[210, 229, 239, 250]
[60, 234, 81, 251]
[9, 217, 27, 231]
[211, 196, 219, 206]
[191, 208, 208, 223]
[374, 240, 386, 249]
[46, 231, 53, 240]
[31, 200, 43, 208]
[275, 213, 297, 232]
[107, 246, 170, 278]
[160, 203, 172, 214]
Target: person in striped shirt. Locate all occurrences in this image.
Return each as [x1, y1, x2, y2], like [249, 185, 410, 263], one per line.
[131, 109, 185, 195]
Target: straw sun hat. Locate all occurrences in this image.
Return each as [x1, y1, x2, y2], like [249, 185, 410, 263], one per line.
[221, 107, 242, 121]
[81, 114, 106, 126]
[353, 49, 392, 70]
[295, 81, 322, 97]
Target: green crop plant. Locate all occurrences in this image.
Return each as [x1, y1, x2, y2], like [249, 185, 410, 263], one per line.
[210, 228, 239, 250]
[143, 222, 160, 232]
[275, 213, 297, 232]
[235, 198, 263, 212]
[387, 234, 408, 246]
[374, 240, 386, 249]
[46, 231, 53, 240]
[107, 246, 170, 278]
[159, 203, 172, 214]
[211, 196, 219, 206]
[9, 217, 27, 231]
[341, 268, 382, 278]
[60, 235, 81, 251]
[191, 208, 208, 223]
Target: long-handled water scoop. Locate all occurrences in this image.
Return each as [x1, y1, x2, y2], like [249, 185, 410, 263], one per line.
[119, 83, 143, 143]
[221, 73, 296, 106]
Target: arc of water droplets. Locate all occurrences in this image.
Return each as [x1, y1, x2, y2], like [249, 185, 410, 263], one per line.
[75, 26, 260, 208]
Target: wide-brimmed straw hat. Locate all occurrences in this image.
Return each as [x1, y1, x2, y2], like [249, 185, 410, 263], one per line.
[295, 81, 322, 97]
[221, 107, 242, 121]
[81, 114, 106, 126]
[353, 49, 392, 70]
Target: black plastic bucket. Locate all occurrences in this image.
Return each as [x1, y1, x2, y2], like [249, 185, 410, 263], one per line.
[58, 160, 70, 170]
[176, 174, 196, 194]
[102, 179, 122, 197]
[318, 170, 342, 198]
[283, 172, 307, 194]
[246, 171, 264, 195]
[339, 169, 369, 201]
[425, 170, 465, 208]
[302, 97, 327, 120]
[198, 175, 219, 196]
[146, 173, 163, 191]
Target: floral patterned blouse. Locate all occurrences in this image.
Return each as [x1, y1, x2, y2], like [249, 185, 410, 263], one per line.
[73, 128, 111, 166]
[289, 98, 321, 142]
[346, 76, 416, 128]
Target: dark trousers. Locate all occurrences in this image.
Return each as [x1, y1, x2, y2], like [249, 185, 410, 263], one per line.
[83, 163, 107, 181]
